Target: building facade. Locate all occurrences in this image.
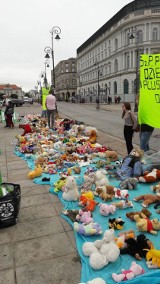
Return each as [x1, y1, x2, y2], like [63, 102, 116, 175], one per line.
[54, 58, 77, 101]
[0, 84, 23, 99]
[77, 0, 160, 103]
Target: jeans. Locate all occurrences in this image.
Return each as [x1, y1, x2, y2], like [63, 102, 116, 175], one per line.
[124, 125, 134, 154]
[140, 131, 153, 152]
[47, 109, 55, 128]
[41, 110, 47, 118]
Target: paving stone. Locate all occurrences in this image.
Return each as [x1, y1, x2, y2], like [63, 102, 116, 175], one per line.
[15, 232, 76, 267]
[0, 243, 14, 271]
[21, 194, 50, 208]
[19, 203, 57, 222]
[12, 217, 64, 242]
[0, 269, 16, 284]
[20, 185, 47, 197]
[0, 227, 12, 245]
[16, 254, 81, 284]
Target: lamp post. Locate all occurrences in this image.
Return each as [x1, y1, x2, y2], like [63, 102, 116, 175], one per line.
[44, 26, 61, 89]
[43, 60, 50, 88]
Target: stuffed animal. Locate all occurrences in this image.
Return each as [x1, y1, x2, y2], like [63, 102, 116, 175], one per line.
[79, 196, 98, 211]
[27, 164, 43, 179]
[112, 200, 134, 209]
[126, 208, 152, 221]
[112, 261, 144, 282]
[82, 229, 120, 270]
[80, 174, 95, 192]
[139, 168, 160, 183]
[120, 233, 152, 260]
[108, 217, 125, 230]
[151, 183, 160, 196]
[94, 169, 109, 192]
[95, 188, 113, 201]
[62, 175, 79, 201]
[94, 185, 115, 197]
[117, 149, 144, 180]
[114, 188, 129, 199]
[119, 177, 138, 190]
[76, 209, 93, 224]
[79, 278, 106, 284]
[134, 214, 160, 234]
[74, 222, 102, 236]
[105, 150, 118, 162]
[81, 191, 94, 200]
[134, 194, 160, 207]
[99, 203, 116, 216]
[62, 209, 79, 223]
[73, 166, 81, 174]
[145, 245, 160, 268]
[53, 178, 66, 192]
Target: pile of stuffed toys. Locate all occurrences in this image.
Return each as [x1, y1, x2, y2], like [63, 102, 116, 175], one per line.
[14, 114, 160, 284]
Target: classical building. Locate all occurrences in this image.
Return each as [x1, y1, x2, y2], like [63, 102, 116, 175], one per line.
[77, 0, 160, 103]
[0, 84, 23, 99]
[54, 58, 77, 101]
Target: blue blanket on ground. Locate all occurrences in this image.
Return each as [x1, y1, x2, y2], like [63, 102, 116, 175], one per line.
[15, 149, 160, 284]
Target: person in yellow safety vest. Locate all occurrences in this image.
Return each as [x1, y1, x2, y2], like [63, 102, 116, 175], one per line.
[41, 90, 48, 118]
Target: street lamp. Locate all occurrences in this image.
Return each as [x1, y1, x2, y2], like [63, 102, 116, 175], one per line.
[44, 26, 61, 89]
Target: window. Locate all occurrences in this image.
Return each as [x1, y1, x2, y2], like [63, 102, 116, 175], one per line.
[66, 69, 69, 73]
[152, 27, 158, 41]
[114, 81, 117, 94]
[114, 59, 118, 73]
[124, 79, 129, 94]
[114, 38, 118, 51]
[137, 30, 143, 43]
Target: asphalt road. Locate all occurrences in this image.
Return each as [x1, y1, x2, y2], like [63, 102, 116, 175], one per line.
[14, 102, 160, 152]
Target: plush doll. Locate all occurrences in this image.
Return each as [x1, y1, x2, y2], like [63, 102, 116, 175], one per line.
[134, 214, 160, 234]
[78, 196, 98, 211]
[62, 175, 79, 201]
[120, 233, 152, 260]
[114, 188, 129, 199]
[117, 148, 144, 180]
[139, 168, 160, 183]
[95, 188, 113, 201]
[112, 200, 134, 209]
[94, 169, 109, 192]
[62, 209, 79, 223]
[119, 177, 138, 190]
[80, 175, 95, 192]
[151, 183, 160, 196]
[99, 203, 116, 216]
[105, 150, 118, 162]
[82, 229, 120, 270]
[73, 166, 81, 174]
[81, 191, 94, 200]
[145, 245, 160, 268]
[79, 278, 106, 284]
[126, 208, 152, 221]
[112, 261, 144, 282]
[27, 164, 43, 179]
[94, 185, 115, 197]
[108, 217, 125, 230]
[76, 209, 93, 224]
[134, 193, 160, 207]
[53, 178, 66, 193]
[74, 222, 102, 236]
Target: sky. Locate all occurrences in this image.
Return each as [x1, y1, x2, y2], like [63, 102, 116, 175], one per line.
[0, 0, 132, 92]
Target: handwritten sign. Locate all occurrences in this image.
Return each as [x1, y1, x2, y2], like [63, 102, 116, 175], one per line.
[138, 54, 160, 128]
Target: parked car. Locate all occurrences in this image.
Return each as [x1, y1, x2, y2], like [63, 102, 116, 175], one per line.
[10, 98, 24, 107]
[23, 96, 33, 104]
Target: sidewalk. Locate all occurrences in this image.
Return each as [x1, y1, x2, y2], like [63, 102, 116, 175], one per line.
[0, 123, 81, 284]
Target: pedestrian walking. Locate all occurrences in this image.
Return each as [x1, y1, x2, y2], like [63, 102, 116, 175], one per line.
[122, 102, 137, 155]
[45, 90, 57, 129]
[4, 100, 14, 128]
[96, 98, 100, 110]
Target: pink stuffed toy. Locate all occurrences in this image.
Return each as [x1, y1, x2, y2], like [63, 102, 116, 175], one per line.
[76, 209, 94, 224]
[112, 261, 144, 282]
[99, 203, 116, 216]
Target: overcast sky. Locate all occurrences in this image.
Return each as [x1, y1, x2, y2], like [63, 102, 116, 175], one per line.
[0, 0, 132, 92]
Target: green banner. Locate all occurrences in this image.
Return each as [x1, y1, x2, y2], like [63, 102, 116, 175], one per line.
[42, 88, 49, 110]
[138, 54, 160, 128]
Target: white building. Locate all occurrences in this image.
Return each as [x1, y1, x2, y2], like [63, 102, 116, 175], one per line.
[77, 0, 160, 103]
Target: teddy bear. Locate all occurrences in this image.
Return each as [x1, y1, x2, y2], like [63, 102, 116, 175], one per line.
[119, 177, 138, 190]
[114, 188, 129, 199]
[80, 174, 95, 192]
[27, 164, 43, 179]
[79, 278, 106, 284]
[151, 183, 160, 196]
[139, 168, 160, 183]
[116, 148, 144, 180]
[99, 203, 116, 216]
[62, 175, 79, 201]
[94, 185, 115, 197]
[112, 200, 134, 209]
[105, 150, 118, 162]
[134, 193, 160, 207]
[126, 208, 152, 221]
[94, 169, 109, 192]
[82, 229, 120, 270]
[112, 261, 144, 282]
[134, 214, 160, 234]
[76, 209, 93, 224]
[95, 188, 113, 201]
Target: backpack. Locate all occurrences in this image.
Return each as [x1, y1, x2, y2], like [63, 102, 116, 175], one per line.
[117, 155, 142, 180]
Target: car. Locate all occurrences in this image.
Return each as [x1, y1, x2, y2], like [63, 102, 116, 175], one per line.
[23, 96, 33, 104]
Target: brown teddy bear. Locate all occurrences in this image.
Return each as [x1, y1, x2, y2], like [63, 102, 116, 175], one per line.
[105, 150, 118, 162]
[151, 183, 160, 196]
[126, 208, 152, 221]
[95, 188, 113, 201]
[134, 214, 160, 234]
[134, 194, 160, 207]
[94, 185, 115, 196]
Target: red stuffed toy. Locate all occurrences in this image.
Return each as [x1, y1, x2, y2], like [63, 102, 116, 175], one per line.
[139, 169, 160, 183]
[21, 124, 33, 136]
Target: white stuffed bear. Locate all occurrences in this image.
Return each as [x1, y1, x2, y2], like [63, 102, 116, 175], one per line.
[82, 229, 120, 270]
[79, 278, 106, 284]
[62, 175, 79, 201]
[95, 169, 109, 193]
